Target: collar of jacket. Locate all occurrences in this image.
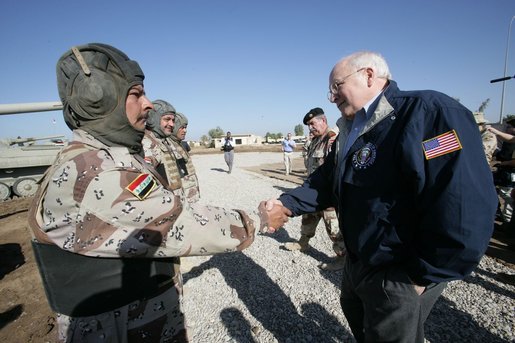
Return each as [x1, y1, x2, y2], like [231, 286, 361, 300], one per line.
[336, 80, 397, 142]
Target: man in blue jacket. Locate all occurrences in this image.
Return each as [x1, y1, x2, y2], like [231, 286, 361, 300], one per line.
[262, 51, 497, 342]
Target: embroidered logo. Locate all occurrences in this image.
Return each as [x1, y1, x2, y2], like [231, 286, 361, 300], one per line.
[352, 142, 377, 169]
[422, 130, 462, 160]
[126, 173, 157, 200]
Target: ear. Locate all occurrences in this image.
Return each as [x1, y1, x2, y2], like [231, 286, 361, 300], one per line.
[365, 67, 375, 87]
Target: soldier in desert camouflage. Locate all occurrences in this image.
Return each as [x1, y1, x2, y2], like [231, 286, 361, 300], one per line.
[283, 107, 346, 271]
[28, 43, 281, 342]
[169, 112, 200, 202]
[473, 112, 497, 165]
[142, 101, 200, 203]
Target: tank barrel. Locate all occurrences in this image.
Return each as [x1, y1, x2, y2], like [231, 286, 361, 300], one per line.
[0, 101, 63, 115]
[9, 135, 66, 145]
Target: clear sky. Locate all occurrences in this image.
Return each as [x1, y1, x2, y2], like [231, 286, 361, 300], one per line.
[1, 0, 514, 141]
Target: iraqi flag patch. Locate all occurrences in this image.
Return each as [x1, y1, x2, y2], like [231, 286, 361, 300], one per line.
[422, 130, 462, 160]
[126, 173, 157, 200]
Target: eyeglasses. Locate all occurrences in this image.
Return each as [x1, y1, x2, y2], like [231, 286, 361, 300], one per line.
[327, 67, 366, 101]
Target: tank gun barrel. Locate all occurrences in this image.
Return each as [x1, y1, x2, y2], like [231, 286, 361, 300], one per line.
[0, 101, 63, 115]
[9, 135, 66, 146]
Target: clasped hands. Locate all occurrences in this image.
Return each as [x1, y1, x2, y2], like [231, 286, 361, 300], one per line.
[257, 199, 292, 233]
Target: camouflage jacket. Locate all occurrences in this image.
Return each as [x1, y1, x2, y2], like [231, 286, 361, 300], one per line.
[30, 129, 254, 258]
[480, 128, 497, 165]
[306, 127, 339, 175]
[142, 131, 200, 202]
[28, 129, 256, 341]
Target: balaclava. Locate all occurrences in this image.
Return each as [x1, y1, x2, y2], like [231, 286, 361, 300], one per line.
[171, 112, 188, 142]
[146, 100, 176, 138]
[56, 43, 146, 153]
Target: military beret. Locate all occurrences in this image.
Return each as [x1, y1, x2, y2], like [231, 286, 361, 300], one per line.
[303, 107, 325, 125]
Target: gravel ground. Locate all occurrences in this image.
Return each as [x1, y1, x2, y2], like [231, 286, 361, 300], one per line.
[181, 152, 515, 343]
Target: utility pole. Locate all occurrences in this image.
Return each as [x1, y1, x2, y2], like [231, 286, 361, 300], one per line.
[498, 16, 515, 123]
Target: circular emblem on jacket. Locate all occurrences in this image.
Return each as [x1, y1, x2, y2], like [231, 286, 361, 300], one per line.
[352, 142, 377, 169]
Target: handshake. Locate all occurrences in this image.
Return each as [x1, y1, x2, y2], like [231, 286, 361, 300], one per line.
[257, 199, 292, 233]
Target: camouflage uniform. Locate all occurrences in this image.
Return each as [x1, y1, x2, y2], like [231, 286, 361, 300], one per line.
[29, 130, 255, 342]
[142, 132, 200, 203]
[479, 127, 497, 165]
[302, 137, 311, 169]
[301, 127, 346, 256]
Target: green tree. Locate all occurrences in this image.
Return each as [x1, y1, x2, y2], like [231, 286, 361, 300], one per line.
[294, 124, 304, 136]
[208, 126, 225, 139]
[504, 114, 515, 123]
[200, 135, 210, 145]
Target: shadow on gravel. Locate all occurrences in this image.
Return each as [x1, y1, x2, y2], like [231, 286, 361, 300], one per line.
[210, 168, 228, 173]
[259, 230, 344, 290]
[258, 228, 293, 244]
[183, 252, 353, 342]
[466, 268, 515, 300]
[220, 307, 257, 343]
[426, 296, 510, 342]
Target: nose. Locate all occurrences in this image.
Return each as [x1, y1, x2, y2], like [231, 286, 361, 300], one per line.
[328, 92, 337, 103]
[142, 95, 153, 110]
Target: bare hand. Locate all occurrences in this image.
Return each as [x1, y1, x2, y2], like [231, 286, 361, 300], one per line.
[258, 200, 292, 233]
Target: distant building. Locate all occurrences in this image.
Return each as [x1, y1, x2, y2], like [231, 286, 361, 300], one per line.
[213, 133, 264, 148]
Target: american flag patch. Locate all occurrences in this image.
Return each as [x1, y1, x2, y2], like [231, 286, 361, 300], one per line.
[422, 130, 462, 160]
[126, 173, 156, 200]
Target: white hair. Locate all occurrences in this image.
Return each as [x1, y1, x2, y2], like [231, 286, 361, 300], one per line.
[342, 51, 392, 80]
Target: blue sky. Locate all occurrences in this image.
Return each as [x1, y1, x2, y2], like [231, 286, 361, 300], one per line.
[1, 0, 514, 141]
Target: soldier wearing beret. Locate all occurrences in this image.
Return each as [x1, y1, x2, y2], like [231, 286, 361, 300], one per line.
[284, 107, 346, 271]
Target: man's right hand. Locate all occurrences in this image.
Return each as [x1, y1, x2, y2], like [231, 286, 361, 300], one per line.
[258, 200, 292, 233]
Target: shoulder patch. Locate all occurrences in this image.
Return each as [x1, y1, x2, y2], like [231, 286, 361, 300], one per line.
[126, 173, 157, 200]
[422, 130, 462, 160]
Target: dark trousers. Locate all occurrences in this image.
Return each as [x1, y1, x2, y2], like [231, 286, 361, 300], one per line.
[340, 257, 446, 343]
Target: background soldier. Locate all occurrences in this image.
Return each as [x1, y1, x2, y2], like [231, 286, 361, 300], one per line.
[28, 43, 263, 342]
[284, 107, 346, 271]
[142, 99, 176, 181]
[169, 112, 200, 202]
[143, 102, 200, 203]
[473, 111, 497, 165]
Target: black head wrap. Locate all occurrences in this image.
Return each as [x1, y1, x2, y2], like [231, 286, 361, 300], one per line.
[56, 43, 145, 153]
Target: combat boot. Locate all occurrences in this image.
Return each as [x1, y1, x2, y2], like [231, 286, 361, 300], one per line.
[284, 235, 311, 251]
[318, 255, 346, 271]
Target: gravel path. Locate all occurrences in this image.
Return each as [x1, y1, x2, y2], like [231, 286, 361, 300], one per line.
[182, 152, 515, 343]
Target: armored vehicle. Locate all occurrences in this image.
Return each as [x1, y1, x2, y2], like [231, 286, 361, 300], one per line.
[0, 101, 64, 201]
[0, 135, 66, 200]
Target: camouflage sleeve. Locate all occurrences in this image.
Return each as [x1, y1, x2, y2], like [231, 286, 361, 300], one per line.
[141, 135, 161, 167]
[41, 150, 255, 258]
[483, 132, 498, 164]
